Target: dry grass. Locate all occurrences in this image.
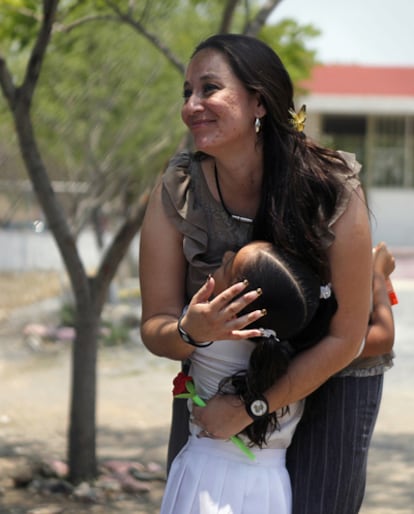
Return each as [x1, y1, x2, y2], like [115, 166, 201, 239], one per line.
[0, 270, 63, 313]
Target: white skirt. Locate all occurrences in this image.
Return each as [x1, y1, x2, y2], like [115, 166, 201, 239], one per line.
[160, 436, 291, 514]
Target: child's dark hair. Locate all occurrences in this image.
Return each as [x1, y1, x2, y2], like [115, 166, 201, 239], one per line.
[219, 242, 337, 447]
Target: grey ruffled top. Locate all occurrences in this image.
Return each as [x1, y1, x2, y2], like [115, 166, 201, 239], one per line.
[162, 152, 253, 298]
[161, 151, 393, 376]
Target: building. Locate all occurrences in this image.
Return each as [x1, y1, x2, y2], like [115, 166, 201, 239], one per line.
[299, 65, 414, 246]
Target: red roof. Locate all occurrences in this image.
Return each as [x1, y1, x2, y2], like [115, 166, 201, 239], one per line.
[302, 65, 414, 97]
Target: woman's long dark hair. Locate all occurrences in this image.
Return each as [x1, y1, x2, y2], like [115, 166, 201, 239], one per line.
[218, 242, 337, 447]
[193, 34, 351, 281]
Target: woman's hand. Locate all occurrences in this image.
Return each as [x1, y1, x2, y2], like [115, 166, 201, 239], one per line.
[192, 394, 251, 439]
[179, 275, 266, 344]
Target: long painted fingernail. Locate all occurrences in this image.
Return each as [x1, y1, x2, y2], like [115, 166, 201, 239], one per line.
[206, 274, 212, 283]
[243, 279, 249, 287]
[256, 288, 262, 296]
[261, 308, 267, 316]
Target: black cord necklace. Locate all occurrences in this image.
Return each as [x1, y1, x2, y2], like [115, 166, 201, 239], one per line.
[214, 164, 253, 224]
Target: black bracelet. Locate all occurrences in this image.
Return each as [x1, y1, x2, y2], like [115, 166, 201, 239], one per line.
[177, 312, 213, 348]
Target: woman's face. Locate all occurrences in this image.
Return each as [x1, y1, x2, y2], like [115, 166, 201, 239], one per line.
[181, 49, 264, 155]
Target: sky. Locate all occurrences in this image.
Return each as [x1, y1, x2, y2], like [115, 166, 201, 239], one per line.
[270, 0, 414, 67]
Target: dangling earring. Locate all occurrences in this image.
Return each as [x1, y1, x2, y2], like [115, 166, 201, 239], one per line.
[255, 117, 262, 134]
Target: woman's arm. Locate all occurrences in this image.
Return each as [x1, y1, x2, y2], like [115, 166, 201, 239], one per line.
[359, 242, 395, 357]
[139, 178, 193, 361]
[193, 187, 373, 438]
[139, 178, 266, 361]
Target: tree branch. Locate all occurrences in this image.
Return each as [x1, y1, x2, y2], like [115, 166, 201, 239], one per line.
[93, 185, 153, 311]
[55, 3, 185, 76]
[219, 0, 240, 33]
[21, 0, 59, 106]
[104, 0, 185, 75]
[243, 0, 283, 36]
[53, 14, 119, 34]
[9, 6, 42, 23]
[11, 0, 91, 307]
[0, 56, 17, 109]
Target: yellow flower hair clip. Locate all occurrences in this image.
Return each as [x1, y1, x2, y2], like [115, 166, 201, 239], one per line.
[289, 104, 307, 132]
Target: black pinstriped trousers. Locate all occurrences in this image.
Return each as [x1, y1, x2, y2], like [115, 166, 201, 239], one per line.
[286, 374, 384, 514]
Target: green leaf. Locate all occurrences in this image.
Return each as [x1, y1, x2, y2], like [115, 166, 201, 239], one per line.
[186, 381, 197, 395]
[192, 395, 206, 407]
[230, 436, 256, 461]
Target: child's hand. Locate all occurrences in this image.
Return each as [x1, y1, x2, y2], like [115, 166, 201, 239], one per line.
[372, 242, 395, 279]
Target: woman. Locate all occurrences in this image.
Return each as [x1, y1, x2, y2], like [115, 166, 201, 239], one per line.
[139, 34, 373, 512]
[160, 241, 337, 514]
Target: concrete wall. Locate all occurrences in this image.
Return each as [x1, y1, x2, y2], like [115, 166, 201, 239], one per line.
[0, 192, 412, 272]
[0, 229, 102, 271]
[369, 188, 414, 247]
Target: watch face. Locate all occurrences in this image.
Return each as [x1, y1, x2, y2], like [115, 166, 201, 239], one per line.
[251, 399, 268, 417]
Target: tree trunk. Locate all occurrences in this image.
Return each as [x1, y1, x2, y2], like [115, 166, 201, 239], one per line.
[68, 304, 100, 481]
[13, 107, 101, 482]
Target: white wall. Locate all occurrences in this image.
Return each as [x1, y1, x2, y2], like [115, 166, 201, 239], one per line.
[0, 229, 101, 271]
[369, 188, 414, 247]
[0, 195, 412, 272]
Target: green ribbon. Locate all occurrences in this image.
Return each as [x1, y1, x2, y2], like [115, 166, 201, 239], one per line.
[175, 380, 256, 461]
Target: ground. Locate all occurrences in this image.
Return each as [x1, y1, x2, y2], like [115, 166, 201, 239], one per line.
[0, 271, 179, 513]
[1, 271, 413, 513]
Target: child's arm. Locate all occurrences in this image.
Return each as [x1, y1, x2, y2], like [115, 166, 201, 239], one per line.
[360, 242, 396, 357]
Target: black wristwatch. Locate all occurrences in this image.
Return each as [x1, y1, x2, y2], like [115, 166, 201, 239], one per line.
[245, 395, 269, 420]
[177, 311, 213, 348]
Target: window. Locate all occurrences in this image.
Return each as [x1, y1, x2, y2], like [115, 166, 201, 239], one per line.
[321, 115, 367, 183]
[370, 117, 406, 186]
[320, 114, 413, 188]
